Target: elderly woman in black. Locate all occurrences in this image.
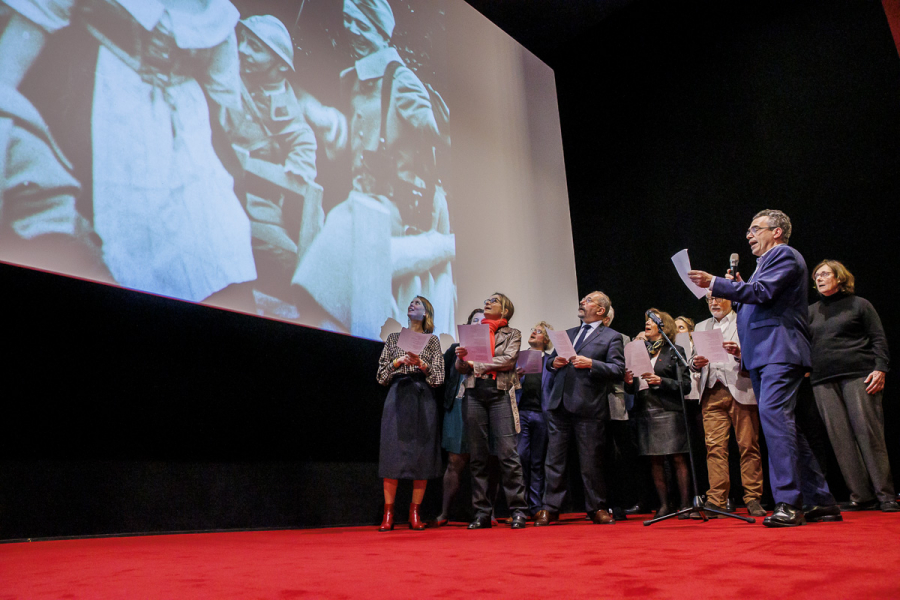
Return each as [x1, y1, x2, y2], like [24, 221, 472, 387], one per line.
[456, 293, 529, 529]
[375, 296, 445, 531]
[625, 309, 692, 518]
[809, 260, 898, 512]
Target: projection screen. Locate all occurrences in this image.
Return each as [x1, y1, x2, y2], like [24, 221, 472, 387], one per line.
[0, 0, 578, 343]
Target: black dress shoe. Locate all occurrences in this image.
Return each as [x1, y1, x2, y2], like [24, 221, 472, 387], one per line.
[763, 502, 806, 527]
[467, 515, 492, 529]
[654, 505, 674, 519]
[624, 503, 647, 515]
[725, 498, 737, 513]
[804, 504, 843, 522]
[510, 513, 527, 529]
[840, 499, 878, 511]
[611, 506, 627, 521]
[880, 501, 900, 512]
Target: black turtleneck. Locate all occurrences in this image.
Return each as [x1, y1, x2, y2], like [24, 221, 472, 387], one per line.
[808, 292, 890, 385]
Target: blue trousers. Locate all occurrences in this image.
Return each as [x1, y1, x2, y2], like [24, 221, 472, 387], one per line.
[516, 409, 548, 515]
[749, 363, 835, 508]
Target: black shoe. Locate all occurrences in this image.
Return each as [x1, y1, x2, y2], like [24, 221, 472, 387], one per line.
[676, 505, 695, 520]
[804, 504, 843, 523]
[611, 506, 627, 521]
[467, 515, 492, 529]
[653, 505, 673, 519]
[510, 513, 527, 529]
[763, 502, 806, 527]
[625, 503, 648, 515]
[840, 499, 878, 511]
[880, 501, 900, 512]
[725, 498, 737, 513]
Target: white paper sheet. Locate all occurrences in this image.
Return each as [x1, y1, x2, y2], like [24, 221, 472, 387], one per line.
[691, 329, 731, 364]
[548, 329, 577, 360]
[671, 249, 708, 299]
[397, 327, 432, 355]
[457, 323, 493, 363]
[516, 349, 544, 374]
[624, 339, 652, 391]
[675, 332, 692, 358]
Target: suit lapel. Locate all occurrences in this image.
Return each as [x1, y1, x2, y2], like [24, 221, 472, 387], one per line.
[574, 324, 600, 353]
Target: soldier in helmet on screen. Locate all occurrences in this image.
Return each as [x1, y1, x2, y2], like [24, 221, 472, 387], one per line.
[292, 0, 455, 339]
[224, 15, 323, 316]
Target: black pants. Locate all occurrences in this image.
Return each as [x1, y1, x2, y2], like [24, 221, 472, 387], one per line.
[466, 379, 528, 519]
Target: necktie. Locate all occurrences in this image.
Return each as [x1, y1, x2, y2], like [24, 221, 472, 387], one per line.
[573, 324, 590, 348]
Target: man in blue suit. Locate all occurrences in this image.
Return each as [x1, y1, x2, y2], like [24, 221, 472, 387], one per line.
[534, 291, 626, 526]
[689, 209, 839, 527]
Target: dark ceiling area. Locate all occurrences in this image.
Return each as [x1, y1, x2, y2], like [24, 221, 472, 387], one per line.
[462, 0, 635, 65]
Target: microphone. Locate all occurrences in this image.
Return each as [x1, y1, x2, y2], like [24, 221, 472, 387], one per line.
[646, 311, 664, 328]
[728, 253, 739, 277]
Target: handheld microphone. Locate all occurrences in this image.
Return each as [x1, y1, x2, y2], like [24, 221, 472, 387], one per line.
[646, 311, 664, 328]
[728, 253, 739, 277]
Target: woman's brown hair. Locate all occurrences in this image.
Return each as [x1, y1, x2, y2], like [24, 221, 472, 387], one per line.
[812, 259, 855, 294]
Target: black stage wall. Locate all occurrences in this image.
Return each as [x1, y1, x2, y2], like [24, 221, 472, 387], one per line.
[3, 0, 900, 539]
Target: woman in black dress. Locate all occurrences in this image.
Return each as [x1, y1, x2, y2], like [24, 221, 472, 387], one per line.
[624, 309, 692, 518]
[375, 296, 445, 531]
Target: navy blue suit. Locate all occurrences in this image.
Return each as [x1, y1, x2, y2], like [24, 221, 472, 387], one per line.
[541, 323, 625, 513]
[712, 244, 834, 508]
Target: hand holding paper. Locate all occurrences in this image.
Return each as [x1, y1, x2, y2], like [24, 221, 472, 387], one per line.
[548, 330, 576, 361]
[671, 249, 709, 299]
[692, 329, 731, 364]
[397, 327, 432, 355]
[624, 340, 652, 391]
[457, 323, 493, 363]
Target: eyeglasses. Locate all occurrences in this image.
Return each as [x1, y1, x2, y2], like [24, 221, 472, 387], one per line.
[707, 296, 723, 304]
[531, 328, 546, 335]
[814, 271, 834, 280]
[580, 296, 599, 305]
[484, 298, 501, 305]
[746, 225, 775, 236]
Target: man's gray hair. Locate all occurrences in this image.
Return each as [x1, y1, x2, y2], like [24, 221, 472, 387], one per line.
[754, 209, 792, 243]
[590, 291, 612, 316]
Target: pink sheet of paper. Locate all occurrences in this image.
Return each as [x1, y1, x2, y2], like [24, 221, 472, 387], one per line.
[457, 323, 493, 363]
[516, 349, 544, 374]
[624, 339, 651, 391]
[397, 327, 431, 355]
[547, 330, 576, 360]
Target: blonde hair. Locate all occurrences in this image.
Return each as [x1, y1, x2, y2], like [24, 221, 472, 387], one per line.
[812, 259, 855, 294]
[675, 316, 695, 332]
[532, 321, 554, 351]
[491, 292, 515, 321]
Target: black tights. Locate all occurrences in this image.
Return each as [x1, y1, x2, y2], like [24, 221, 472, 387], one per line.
[651, 454, 690, 509]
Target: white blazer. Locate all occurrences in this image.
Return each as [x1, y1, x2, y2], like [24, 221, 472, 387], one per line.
[694, 312, 756, 406]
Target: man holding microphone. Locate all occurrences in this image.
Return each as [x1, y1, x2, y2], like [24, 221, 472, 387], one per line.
[688, 209, 839, 527]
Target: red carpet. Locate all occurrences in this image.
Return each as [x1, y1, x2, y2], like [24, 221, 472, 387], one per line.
[2, 510, 899, 599]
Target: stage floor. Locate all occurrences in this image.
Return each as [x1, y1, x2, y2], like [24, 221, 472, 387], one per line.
[2, 510, 899, 598]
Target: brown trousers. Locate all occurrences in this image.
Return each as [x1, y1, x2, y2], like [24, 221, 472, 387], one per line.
[702, 383, 764, 506]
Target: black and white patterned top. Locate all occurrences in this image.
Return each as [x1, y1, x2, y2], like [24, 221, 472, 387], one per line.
[376, 332, 445, 388]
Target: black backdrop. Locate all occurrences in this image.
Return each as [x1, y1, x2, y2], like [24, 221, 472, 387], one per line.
[2, 0, 899, 539]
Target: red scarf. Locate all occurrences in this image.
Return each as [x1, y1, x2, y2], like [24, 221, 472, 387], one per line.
[481, 319, 508, 379]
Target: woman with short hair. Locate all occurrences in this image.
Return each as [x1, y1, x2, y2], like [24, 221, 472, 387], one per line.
[624, 309, 692, 518]
[809, 260, 898, 512]
[375, 296, 445, 531]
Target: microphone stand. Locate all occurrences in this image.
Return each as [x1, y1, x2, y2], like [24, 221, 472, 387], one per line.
[643, 326, 755, 526]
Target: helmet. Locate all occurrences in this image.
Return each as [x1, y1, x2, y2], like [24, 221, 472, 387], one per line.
[240, 15, 295, 72]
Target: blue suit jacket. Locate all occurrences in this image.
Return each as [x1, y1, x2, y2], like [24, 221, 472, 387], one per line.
[711, 244, 811, 370]
[543, 324, 626, 418]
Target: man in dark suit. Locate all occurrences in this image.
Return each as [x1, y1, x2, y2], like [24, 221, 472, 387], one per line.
[689, 209, 839, 527]
[534, 291, 626, 525]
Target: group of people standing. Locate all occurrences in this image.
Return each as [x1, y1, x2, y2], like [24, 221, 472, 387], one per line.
[376, 208, 896, 531]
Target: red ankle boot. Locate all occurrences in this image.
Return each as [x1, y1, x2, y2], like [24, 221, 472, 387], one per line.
[409, 502, 426, 530]
[379, 504, 395, 532]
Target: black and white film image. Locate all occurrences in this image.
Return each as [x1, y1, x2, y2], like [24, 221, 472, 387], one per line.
[0, 0, 454, 341]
